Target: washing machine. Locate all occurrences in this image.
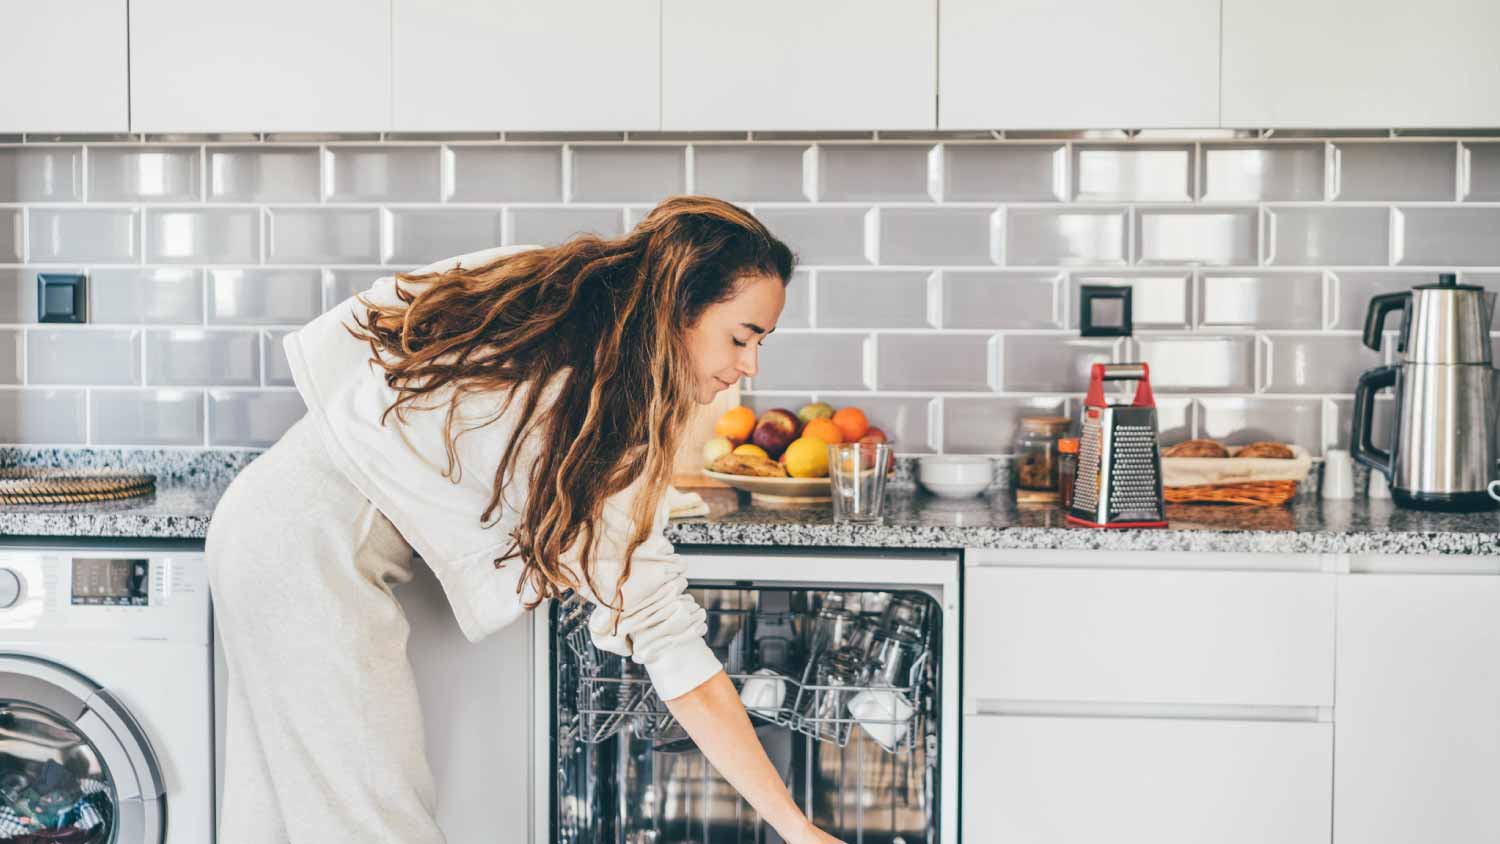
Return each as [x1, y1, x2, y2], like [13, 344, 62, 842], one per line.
[0, 543, 213, 843]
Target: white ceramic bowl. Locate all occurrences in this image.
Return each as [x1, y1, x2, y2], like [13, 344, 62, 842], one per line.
[917, 456, 992, 499]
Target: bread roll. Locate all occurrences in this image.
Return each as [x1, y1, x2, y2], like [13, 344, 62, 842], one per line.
[1234, 441, 1295, 459]
[1163, 439, 1230, 458]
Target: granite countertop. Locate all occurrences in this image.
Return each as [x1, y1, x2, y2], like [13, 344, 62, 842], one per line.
[4, 472, 1500, 556]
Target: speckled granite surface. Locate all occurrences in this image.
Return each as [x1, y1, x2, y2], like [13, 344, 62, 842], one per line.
[3, 454, 1498, 555]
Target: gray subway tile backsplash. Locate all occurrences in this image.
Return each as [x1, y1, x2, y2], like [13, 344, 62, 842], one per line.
[1395, 207, 1500, 266]
[819, 145, 932, 201]
[1265, 206, 1390, 266]
[1074, 145, 1192, 202]
[267, 208, 381, 264]
[29, 208, 139, 263]
[0, 388, 86, 443]
[693, 144, 808, 201]
[88, 146, 201, 201]
[447, 145, 563, 202]
[876, 334, 994, 391]
[941, 144, 1064, 201]
[0, 133, 1494, 456]
[91, 268, 204, 324]
[145, 208, 260, 264]
[1200, 272, 1323, 330]
[325, 146, 441, 202]
[90, 388, 204, 446]
[208, 389, 306, 447]
[208, 146, 321, 202]
[942, 271, 1062, 330]
[208, 269, 322, 325]
[815, 270, 933, 329]
[0, 147, 82, 201]
[1335, 142, 1457, 201]
[144, 329, 259, 386]
[1467, 142, 1500, 200]
[570, 145, 685, 202]
[1004, 208, 1127, 266]
[1200, 143, 1324, 202]
[389, 209, 504, 266]
[0, 211, 21, 263]
[1137, 208, 1258, 266]
[28, 329, 140, 385]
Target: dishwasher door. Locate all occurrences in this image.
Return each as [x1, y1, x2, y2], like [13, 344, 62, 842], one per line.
[532, 548, 960, 844]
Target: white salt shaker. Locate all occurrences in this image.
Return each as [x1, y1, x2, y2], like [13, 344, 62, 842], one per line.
[1321, 449, 1355, 499]
[1368, 468, 1392, 500]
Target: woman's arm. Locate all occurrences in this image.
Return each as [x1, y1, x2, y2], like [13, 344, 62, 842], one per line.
[664, 670, 843, 844]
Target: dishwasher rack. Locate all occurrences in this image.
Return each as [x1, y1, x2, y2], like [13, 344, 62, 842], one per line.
[556, 595, 933, 755]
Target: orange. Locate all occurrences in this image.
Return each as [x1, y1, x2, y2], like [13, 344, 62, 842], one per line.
[732, 443, 769, 460]
[715, 406, 756, 443]
[801, 418, 844, 445]
[783, 437, 831, 478]
[832, 407, 869, 442]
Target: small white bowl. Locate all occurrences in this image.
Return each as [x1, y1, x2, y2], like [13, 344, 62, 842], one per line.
[917, 456, 992, 499]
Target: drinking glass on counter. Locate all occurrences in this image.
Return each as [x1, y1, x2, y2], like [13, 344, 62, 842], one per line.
[829, 442, 892, 523]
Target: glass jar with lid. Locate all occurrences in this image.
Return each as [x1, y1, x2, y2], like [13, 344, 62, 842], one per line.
[1012, 416, 1071, 503]
[1057, 436, 1079, 510]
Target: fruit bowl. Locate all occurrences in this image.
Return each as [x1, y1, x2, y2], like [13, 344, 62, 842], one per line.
[702, 470, 831, 505]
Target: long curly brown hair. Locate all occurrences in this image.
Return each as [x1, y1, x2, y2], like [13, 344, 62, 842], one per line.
[348, 196, 795, 611]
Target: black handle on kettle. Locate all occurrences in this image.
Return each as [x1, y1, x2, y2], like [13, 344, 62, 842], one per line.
[1363, 292, 1409, 352]
[1351, 365, 1397, 477]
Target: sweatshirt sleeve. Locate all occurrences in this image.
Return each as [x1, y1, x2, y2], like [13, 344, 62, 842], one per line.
[564, 474, 724, 701]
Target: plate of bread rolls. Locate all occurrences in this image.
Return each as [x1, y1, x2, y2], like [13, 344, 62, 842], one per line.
[1159, 440, 1312, 505]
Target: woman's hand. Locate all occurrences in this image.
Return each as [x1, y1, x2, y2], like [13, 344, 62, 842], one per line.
[662, 670, 846, 844]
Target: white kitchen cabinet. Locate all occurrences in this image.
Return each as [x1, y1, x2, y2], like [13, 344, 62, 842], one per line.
[939, 0, 1219, 130]
[129, 0, 390, 133]
[661, 0, 936, 131]
[1334, 575, 1500, 844]
[392, 0, 659, 132]
[963, 715, 1333, 844]
[0, 1, 128, 132]
[965, 565, 1337, 708]
[1223, 0, 1500, 128]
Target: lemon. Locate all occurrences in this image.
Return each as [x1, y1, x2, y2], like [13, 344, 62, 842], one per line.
[732, 443, 770, 460]
[783, 437, 830, 478]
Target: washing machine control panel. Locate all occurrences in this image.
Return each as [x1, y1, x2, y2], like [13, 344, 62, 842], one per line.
[70, 558, 150, 606]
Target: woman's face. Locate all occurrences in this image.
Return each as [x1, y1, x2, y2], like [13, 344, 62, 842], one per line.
[684, 273, 786, 405]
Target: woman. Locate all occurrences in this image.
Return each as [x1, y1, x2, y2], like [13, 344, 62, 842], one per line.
[206, 196, 840, 843]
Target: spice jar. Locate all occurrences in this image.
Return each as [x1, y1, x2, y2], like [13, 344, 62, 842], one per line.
[1057, 436, 1079, 510]
[1012, 416, 1070, 503]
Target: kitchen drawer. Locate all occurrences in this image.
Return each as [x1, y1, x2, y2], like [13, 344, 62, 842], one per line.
[965, 567, 1335, 708]
[962, 715, 1333, 844]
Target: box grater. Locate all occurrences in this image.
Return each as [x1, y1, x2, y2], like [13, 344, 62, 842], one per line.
[1066, 363, 1168, 529]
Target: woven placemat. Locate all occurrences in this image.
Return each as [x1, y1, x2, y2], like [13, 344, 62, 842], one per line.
[0, 468, 157, 505]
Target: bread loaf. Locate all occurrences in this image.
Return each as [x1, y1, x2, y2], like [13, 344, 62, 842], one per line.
[1234, 441, 1295, 459]
[1163, 439, 1230, 458]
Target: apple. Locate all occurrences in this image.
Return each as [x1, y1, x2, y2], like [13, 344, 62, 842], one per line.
[796, 402, 835, 426]
[858, 428, 896, 472]
[751, 408, 800, 458]
[702, 436, 734, 469]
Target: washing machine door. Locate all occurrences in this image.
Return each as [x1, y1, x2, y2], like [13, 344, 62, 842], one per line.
[0, 653, 166, 843]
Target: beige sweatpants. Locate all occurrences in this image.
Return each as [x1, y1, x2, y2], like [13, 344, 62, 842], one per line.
[206, 415, 446, 843]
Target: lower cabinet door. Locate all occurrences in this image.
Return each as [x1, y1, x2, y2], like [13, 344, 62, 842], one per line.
[963, 715, 1332, 844]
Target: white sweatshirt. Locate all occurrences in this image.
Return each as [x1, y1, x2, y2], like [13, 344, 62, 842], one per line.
[282, 244, 722, 700]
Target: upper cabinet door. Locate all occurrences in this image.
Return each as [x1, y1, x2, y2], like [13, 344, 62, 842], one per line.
[662, 0, 936, 132]
[940, 0, 1219, 130]
[1223, 0, 1500, 128]
[392, 0, 660, 132]
[129, 0, 390, 133]
[0, 1, 128, 132]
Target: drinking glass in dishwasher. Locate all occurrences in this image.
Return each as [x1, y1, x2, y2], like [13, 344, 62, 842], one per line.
[829, 442, 892, 523]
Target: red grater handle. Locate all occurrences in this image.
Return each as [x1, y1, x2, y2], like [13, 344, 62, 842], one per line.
[1082, 363, 1156, 409]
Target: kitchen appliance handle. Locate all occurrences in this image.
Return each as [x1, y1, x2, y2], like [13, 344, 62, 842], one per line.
[1351, 365, 1397, 476]
[1363, 292, 1409, 352]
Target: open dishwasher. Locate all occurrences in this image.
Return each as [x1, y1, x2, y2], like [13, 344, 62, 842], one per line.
[533, 548, 960, 844]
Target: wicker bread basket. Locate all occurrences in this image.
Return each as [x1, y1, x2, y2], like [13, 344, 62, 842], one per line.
[1160, 445, 1312, 506]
